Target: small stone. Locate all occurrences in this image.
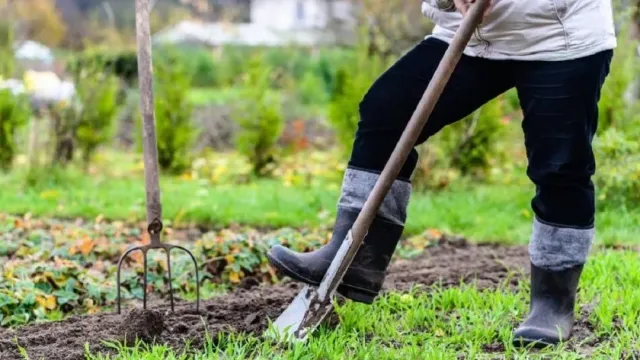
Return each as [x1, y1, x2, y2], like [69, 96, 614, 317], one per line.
[243, 313, 259, 327]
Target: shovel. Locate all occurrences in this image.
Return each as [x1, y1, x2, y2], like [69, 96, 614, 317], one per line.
[266, 0, 491, 341]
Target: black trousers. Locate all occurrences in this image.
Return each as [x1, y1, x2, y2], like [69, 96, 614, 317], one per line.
[349, 37, 613, 229]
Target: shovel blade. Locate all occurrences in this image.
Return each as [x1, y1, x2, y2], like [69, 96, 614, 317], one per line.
[266, 231, 357, 341]
[268, 285, 333, 342]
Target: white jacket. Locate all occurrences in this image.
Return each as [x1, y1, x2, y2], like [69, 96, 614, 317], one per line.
[421, 0, 617, 61]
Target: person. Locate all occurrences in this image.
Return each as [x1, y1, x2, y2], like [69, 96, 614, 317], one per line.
[267, 0, 616, 347]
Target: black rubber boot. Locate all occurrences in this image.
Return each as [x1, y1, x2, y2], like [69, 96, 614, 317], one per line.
[266, 207, 404, 304]
[513, 262, 584, 348]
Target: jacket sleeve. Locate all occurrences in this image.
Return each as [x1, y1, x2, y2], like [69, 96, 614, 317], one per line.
[423, 0, 457, 12]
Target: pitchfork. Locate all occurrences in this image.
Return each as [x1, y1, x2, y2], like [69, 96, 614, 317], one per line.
[115, 0, 200, 314]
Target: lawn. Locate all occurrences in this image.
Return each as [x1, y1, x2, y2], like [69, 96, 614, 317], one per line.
[1, 153, 638, 246]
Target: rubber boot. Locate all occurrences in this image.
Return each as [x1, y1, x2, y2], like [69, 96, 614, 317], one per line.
[512, 262, 584, 348]
[266, 207, 404, 304]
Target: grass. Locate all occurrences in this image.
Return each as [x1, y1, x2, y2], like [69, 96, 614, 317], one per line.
[1, 158, 638, 246]
[79, 249, 640, 359]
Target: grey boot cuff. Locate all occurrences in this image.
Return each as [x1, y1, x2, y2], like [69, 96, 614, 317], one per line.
[529, 217, 594, 271]
[337, 168, 412, 226]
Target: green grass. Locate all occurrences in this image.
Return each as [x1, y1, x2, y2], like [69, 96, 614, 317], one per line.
[80, 249, 640, 359]
[1, 165, 638, 246]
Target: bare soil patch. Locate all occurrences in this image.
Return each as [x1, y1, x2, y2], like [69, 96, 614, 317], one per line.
[1, 239, 580, 360]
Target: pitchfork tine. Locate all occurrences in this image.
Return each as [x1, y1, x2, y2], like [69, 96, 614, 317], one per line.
[143, 249, 149, 310]
[116, 246, 144, 314]
[172, 245, 201, 313]
[166, 248, 174, 312]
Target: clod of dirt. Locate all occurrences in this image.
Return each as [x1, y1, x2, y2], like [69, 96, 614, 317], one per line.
[172, 322, 189, 334]
[118, 308, 166, 346]
[239, 276, 260, 290]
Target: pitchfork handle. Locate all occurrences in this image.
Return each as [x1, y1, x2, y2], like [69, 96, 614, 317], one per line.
[135, 0, 163, 242]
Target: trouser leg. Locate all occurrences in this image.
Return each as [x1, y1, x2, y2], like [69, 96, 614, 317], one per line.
[267, 37, 514, 303]
[513, 49, 613, 346]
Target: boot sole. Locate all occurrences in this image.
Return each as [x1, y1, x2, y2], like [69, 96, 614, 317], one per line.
[512, 336, 557, 349]
[266, 251, 377, 304]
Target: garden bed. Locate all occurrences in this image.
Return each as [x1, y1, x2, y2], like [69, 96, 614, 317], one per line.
[0, 238, 589, 360]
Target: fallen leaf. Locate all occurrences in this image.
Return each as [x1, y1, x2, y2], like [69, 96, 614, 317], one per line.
[79, 237, 95, 256]
[229, 271, 240, 283]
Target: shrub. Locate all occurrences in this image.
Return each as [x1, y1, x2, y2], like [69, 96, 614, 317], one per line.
[411, 96, 508, 191]
[67, 50, 138, 84]
[136, 51, 198, 175]
[297, 71, 329, 107]
[0, 22, 16, 77]
[447, 96, 507, 176]
[593, 127, 640, 206]
[326, 47, 388, 155]
[49, 56, 120, 167]
[73, 63, 121, 166]
[597, 25, 637, 134]
[0, 90, 31, 171]
[590, 13, 640, 206]
[232, 55, 285, 177]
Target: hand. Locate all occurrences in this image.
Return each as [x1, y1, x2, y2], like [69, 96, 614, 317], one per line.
[453, 0, 493, 21]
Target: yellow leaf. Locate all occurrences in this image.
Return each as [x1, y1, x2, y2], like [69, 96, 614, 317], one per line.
[45, 295, 56, 310]
[229, 272, 240, 283]
[225, 255, 235, 264]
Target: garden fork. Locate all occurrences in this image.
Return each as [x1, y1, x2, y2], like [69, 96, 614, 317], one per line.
[116, 0, 200, 315]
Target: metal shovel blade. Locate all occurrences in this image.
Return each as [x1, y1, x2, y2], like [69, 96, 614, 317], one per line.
[267, 231, 356, 341]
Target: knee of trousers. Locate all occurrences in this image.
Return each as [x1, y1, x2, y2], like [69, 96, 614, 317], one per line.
[348, 90, 422, 181]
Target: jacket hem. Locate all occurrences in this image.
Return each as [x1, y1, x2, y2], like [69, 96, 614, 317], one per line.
[425, 34, 617, 61]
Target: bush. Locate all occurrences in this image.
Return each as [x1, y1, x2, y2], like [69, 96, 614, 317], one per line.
[136, 51, 198, 175]
[593, 127, 640, 206]
[597, 23, 637, 134]
[0, 22, 16, 77]
[0, 90, 31, 171]
[448, 96, 507, 176]
[49, 56, 120, 167]
[72, 63, 120, 165]
[326, 48, 388, 155]
[590, 13, 640, 206]
[411, 96, 508, 191]
[232, 55, 285, 177]
[67, 50, 138, 84]
[297, 71, 329, 107]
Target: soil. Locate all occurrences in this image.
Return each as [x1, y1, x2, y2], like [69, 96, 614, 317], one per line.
[0, 239, 597, 360]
